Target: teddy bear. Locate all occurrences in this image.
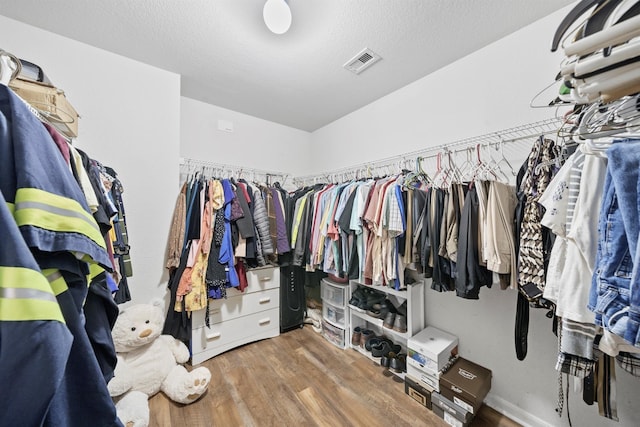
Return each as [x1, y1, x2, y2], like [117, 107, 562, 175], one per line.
[107, 300, 211, 427]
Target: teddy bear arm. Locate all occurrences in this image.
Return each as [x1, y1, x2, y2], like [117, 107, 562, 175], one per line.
[108, 357, 134, 397]
[159, 335, 190, 364]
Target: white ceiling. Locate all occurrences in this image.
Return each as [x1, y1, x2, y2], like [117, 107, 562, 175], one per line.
[0, 0, 574, 132]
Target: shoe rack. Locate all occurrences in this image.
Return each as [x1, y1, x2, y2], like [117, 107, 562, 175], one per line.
[348, 280, 425, 379]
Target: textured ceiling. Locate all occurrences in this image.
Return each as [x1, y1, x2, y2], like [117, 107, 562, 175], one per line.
[0, 0, 574, 131]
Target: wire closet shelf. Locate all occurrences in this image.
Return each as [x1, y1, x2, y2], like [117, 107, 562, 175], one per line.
[179, 158, 290, 186]
[293, 117, 565, 187]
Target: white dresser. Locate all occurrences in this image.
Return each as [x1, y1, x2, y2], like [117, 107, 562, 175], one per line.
[191, 266, 280, 365]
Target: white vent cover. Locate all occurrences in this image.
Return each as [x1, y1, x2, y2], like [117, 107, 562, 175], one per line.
[343, 48, 382, 74]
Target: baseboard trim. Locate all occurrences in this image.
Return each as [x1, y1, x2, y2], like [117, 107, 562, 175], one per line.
[484, 393, 552, 427]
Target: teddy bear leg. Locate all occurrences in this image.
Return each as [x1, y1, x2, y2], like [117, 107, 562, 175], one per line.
[161, 365, 211, 404]
[115, 391, 150, 427]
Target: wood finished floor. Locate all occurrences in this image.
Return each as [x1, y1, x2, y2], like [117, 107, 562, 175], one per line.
[148, 326, 521, 427]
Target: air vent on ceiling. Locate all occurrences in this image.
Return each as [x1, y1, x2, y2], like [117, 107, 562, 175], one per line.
[343, 48, 382, 74]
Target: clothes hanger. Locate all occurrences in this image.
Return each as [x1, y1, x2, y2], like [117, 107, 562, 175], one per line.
[600, 0, 640, 56]
[0, 49, 21, 85]
[416, 156, 432, 185]
[495, 140, 517, 177]
[552, 0, 610, 52]
[456, 147, 476, 181]
[564, 13, 640, 57]
[430, 152, 445, 188]
[572, 38, 640, 79]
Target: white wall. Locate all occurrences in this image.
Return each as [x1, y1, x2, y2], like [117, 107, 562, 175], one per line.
[310, 5, 640, 427]
[310, 13, 567, 173]
[180, 97, 311, 180]
[0, 15, 181, 304]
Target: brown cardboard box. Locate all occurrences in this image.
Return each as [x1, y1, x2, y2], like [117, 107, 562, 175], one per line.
[431, 392, 473, 426]
[439, 357, 492, 415]
[9, 77, 79, 138]
[404, 375, 432, 409]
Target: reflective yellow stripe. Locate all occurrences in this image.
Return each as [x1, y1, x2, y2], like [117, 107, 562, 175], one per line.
[0, 298, 65, 322]
[6, 202, 14, 215]
[88, 263, 105, 281]
[14, 188, 106, 250]
[43, 269, 69, 296]
[0, 266, 65, 322]
[1, 266, 57, 294]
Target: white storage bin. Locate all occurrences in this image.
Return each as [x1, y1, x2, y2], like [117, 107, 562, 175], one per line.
[323, 301, 346, 328]
[321, 279, 348, 307]
[322, 319, 347, 349]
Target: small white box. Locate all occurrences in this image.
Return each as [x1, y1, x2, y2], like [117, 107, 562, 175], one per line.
[406, 367, 440, 392]
[408, 326, 458, 375]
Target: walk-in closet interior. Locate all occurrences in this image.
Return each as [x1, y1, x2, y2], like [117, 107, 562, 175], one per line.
[2, 1, 640, 426]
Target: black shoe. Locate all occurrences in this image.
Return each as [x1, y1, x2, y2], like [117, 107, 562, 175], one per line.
[390, 353, 406, 373]
[380, 351, 396, 368]
[371, 341, 392, 357]
[383, 312, 396, 329]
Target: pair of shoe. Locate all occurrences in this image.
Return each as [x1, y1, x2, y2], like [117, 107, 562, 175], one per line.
[349, 287, 386, 311]
[370, 338, 401, 358]
[352, 327, 376, 348]
[366, 299, 395, 320]
[380, 351, 407, 373]
[382, 312, 407, 333]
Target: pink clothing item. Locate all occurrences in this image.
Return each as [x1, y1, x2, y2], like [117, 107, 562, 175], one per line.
[177, 183, 214, 300]
[237, 182, 251, 203]
[309, 184, 334, 269]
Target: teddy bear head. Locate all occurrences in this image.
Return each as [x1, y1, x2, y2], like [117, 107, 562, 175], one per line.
[112, 300, 165, 353]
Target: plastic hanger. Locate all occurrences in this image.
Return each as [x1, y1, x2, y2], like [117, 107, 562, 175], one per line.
[573, 38, 640, 79]
[0, 49, 21, 85]
[564, 13, 640, 57]
[552, 0, 611, 52]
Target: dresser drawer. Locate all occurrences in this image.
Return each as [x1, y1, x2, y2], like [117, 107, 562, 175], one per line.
[191, 308, 280, 364]
[244, 266, 280, 293]
[192, 287, 279, 327]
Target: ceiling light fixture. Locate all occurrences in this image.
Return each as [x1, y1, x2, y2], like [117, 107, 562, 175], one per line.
[263, 0, 292, 34]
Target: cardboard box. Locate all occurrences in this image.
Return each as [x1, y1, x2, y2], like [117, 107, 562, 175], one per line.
[404, 375, 432, 409]
[439, 358, 492, 415]
[431, 392, 473, 427]
[408, 326, 458, 375]
[407, 364, 440, 392]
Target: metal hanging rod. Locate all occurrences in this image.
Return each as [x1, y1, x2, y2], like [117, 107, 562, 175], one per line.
[293, 117, 564, 186]
[179, 157, 290, 184]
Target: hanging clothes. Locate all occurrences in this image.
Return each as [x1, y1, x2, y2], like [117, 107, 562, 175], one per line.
[0, 84, 121, 426]
[517, 137, 558, 303]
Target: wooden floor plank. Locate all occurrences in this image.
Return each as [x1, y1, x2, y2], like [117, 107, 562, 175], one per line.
[146, 326, 521, 427]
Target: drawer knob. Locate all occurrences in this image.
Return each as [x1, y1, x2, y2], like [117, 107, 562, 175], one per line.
[258, 318, 271, 325]
[259, 297, 271, 304]
[205, 331, 221, 340]
[259, 276, 270, 282]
